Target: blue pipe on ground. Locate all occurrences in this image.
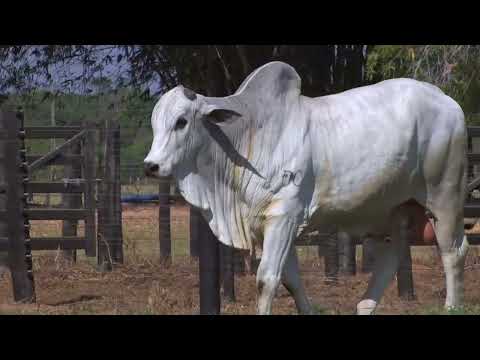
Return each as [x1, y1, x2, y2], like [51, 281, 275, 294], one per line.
[121, 194, 159, 203]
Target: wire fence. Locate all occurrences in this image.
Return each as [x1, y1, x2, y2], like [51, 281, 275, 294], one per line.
[25, 156, 480, 267]
[16, 119, 480, 276]
[1, 93, 479, 313]
[3, 123, 480, 314]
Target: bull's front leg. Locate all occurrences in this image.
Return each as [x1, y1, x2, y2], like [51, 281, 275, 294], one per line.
[256, 214, 301, 315]
[281, 247, 313, 314]
[357, 211, 410, 315]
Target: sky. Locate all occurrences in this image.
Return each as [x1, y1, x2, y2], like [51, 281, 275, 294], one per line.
[8, 46, 162, 95]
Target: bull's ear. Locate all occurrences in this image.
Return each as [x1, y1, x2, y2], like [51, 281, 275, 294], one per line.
[203, 107, 242, 125]
[198, 98, 242, 125]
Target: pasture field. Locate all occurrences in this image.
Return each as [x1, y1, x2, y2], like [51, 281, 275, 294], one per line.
[1, 203, 480, 315]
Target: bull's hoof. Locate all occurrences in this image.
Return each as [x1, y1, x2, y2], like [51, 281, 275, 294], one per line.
[356, 299, 377, 315]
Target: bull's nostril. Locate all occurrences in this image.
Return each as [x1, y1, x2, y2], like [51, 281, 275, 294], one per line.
[150, 164, 159, 172]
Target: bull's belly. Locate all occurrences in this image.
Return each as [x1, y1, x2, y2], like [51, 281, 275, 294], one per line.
[305, 206, 393, 237]
[302, 199, 437, 245]
[304, 190, 417, 237]
[305, 159, 425, 237]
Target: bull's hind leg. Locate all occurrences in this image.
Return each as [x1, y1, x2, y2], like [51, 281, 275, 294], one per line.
[428, 203, 468, 309]
[423, 108, 468, 310]
[281, 247, 313, 314]
[357, 210, 410, 315]
[256, 215, 301, 315]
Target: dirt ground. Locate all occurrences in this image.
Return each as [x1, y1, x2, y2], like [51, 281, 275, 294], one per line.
[1, 204, 480, 315]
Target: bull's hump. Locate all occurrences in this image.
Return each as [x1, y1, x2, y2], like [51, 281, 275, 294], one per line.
[234, 61, 301, 99]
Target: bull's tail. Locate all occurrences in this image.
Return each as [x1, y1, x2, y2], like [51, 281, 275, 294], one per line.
[458, 234, 469, 259]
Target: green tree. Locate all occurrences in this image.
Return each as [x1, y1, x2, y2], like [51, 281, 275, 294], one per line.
[366, 45, 480, 124]
[0, 45, 372, 174]
[0, 45, 370, 97]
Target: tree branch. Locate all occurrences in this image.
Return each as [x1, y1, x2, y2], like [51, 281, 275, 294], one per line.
[235, 45, 251, 77]
[213, 45, 233, 93]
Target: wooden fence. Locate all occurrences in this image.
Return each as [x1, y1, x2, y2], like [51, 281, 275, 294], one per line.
[3, 106, 478, 312]
[0, 109, 123, 302]
[0, 110, 35, 302]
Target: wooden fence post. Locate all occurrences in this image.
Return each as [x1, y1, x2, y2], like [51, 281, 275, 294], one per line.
[0, 114, 8, 276]
[397, 217, 416, 301]
[397, 240, 415, 300]
[220, 242, 235, 303]
[322, 233, 338, 284]
[97, 119, 123, 269]
[198, 210, 220, 314]
[361, 236, 376, 273]
[2, 110, 35, 302]
[111, 121, 123, 264]
[158, 177, 171, 261]
[233, 249, 246, 275]
[189, 204, 200, 258]
[83, 121, 97, 259]
[61, 140, 82, 263]
[338, 231, 356, 276]
[473, 137, 480, 182]
[97, 121, 106, 266]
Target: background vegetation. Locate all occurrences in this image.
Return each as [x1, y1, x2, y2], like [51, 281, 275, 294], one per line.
[0, 45, 478, 180]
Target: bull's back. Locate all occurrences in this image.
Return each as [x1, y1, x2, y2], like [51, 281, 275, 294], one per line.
[306, 78, 463, 232]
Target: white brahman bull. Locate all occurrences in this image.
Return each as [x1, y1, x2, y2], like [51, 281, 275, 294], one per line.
[144, 61, 469, 315]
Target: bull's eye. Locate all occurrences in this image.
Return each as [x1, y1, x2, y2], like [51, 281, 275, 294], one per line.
[174, 117, 188, 131]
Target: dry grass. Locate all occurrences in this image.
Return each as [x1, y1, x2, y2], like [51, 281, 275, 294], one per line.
[1, 203, 480, 315]
[1, 252, 480, 315]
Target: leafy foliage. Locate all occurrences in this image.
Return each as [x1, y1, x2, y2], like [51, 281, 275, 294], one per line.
[0, 45, 371, 176]
[0, 45, 369, 98]
[366, 45, 480, 124]
[1, 45, 479, 167]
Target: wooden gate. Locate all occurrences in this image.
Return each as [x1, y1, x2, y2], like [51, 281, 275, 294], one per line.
[0, 122, 97, 254]
[0, 109, 97, 301]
